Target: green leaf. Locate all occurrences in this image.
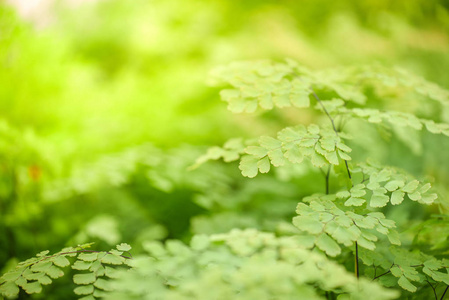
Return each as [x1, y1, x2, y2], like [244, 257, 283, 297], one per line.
[398, 275, 417, 292]
[311, 152, 327, 168]
[387, 230, 401, 246]
[239, 155, 259, 178]
[284, 146, 304, 164]
[116, 243, 132, 252]
[72, 261, 92, 271]
[292, 216, 323, 234]
[23, 281, 42, 294]
[45, 266, 64, 279]
[94, 278, 113, 291]
[390, 190, 405, 205]
[315, 234, 341, 256]
[356, 236, 376, 250]
[401, 180, 419, 193]
[324, 151, 339, 165]
[52, 256, 70, 267]
[337, 150, 351, 161]
[290, 92, 310, 108]
[245, 146, 268, 158]
[74, 284, 94, 295]
[79, 295, 96, 300]
[73, 272, 96, 285]
[190, 235, 210, 251]
[78, 253, 99, 262]
[259, 136, 282, 149]
[38, 275, 52, 285]
[336, 191, 350, 198]
[384, 180, 405, 192]
[31, 261, 52, 272]
[101, 254, 124, 265]
[370, 193, 390, 207]
[0, 282, 20, 297]
[390, 266, 402, 277]
[104, 266, 120, 279]
[267, 148, 285, 167]
[344, 197, 365, 206]
[257, 156, 270, 173]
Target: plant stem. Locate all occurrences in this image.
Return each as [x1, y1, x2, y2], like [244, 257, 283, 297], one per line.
[426, 278, 438, 300]
[310, 86, 359, 277]
[325, 165, 330, 194]
[355, 242, 359, 278]
[372, 270, 391, 280]
[441, 285, 449, 300]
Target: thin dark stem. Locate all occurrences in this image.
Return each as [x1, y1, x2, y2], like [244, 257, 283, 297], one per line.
[325, 165, 331, 194]
[426, 279, 437, 300]
[311, 90, 339, 135]
[355, 242, 359, 278]
[372, 270, 391, 280]
[310, 87, 353, 186]
[441, 285, 449, 300]
[373, 263, 394, 280]
[310, 86, 358, 277]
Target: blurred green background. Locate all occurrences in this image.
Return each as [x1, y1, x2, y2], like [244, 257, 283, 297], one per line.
[1, 0, 449, 298]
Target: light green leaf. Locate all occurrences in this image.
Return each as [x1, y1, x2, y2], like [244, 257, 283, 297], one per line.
[38, 275, 52, 285]
[408, 191, 421, 201]
[311, 152, 327, 168]
[398, 275, 417, 292]
[101, 254, 124, 265]
[73, 273, 96, 285]
[292, 216, 323, 234]
[390, 191, 405, 205]
[325, 151, 339, 165]
[245, 146, 268, 158]
[74, 284, 94, 295]
[344, 197, 365, 206]
[45, 266, 64, 279]
[401, 180, 419, 193]
[316, 234, 341, 256]
[420, 193, 437, 204]
[190, 235, 210, 251]
[23, 281, 42, 294]
[257, 157, 270, 173]
[336, 191, 350, 198]
[78, 253, 99, 262]
[284, 146, 304, 164]
[72, 261, 92, 270]
[116, 243, 131, 252]
[390, 266, 402, 277]
[268, 149, 285, 167]
[273, 93, 291, 107]
[31, 261, 52, 272]
[290, 92, 310, 108]
[94, 278, 113, 291]
[387, 230, 401, 246]
[370, 193, 390, 207]
[52, 256, 70, 267]
[0, 282, 20, 297]
[337, 150, 351, 161]
[79, 295, 96, 300]
[356, 236, 376, 250]
[384, 180, 405, 192]
[239, 155, 259, 178]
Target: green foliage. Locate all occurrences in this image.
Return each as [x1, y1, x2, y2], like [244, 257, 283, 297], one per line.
[195, 58, 449, 299]
[0, 243, 131, 299]
[107, 229, 398, 300]
[2, 1, 449, 299]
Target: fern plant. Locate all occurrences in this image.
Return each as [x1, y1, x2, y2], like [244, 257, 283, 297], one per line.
[0, 243, 132, 299]
[194, 59, 449, 298]
[1, 60, 449, 299]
